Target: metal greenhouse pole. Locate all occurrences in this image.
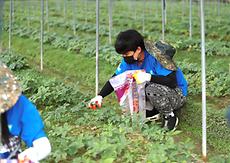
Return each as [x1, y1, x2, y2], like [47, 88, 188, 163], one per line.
[161, 0, 166, 40]
[72, 0, 76, 35]
[40, 0, 44, 71]
[9, 0, 13, 51]
[200, 0, 207, 160]
[96, 0, 99, 95]
[189, 0, 192, 38]
[108, 0, 112, 44]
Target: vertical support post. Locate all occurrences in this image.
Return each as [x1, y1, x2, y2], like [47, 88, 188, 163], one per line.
[200, 0, 207, 160]
[40, 0, 44, 71]
[189, 0, 192, 38]
[162, 0, 166, 40]
[108, 0, 112, 44]
[96, 0, 99, 95]
[72, 0, 76, 35]
[9, 0, 13, 51]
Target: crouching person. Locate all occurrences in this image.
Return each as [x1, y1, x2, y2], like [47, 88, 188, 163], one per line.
[0, 62, 51, 162]
[88, 29, 188, 131]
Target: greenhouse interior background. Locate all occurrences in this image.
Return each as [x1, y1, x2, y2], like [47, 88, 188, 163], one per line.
[0, 0, 229, 162]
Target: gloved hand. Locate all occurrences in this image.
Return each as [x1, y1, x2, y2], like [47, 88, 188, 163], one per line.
[18, 147, 39, 163]
[88, 95, 103, 110]
[133, 71, 151, 84]
[18, 137, 51, 163]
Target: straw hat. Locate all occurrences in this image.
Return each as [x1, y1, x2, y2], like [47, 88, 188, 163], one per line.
[0, 61, 21, 113]
[144, 40, 177, 71]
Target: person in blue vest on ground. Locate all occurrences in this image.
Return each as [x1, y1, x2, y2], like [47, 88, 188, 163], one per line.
[89, 29, 188, 131]
[0, 61, 51, 162]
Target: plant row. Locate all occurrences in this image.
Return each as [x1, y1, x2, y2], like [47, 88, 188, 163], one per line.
[4, 24, 121, 66]
[177, 61, 230, 96]
[3, 25, 230, 96]
[0, 50, 202, 162]
[8, 13, 230, 43]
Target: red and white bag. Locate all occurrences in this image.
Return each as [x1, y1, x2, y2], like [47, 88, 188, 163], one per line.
[109, 70, 146, 116]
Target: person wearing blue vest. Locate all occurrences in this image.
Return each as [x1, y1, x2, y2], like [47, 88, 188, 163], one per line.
[0, 62, 51, 162]
[89, 29, 188, 131]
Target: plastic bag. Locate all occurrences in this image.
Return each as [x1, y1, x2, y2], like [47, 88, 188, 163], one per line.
[109, 70, 146, 117]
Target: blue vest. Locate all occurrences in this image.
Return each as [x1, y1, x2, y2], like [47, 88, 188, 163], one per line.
[6, 95, 46, 147]
[115, 50, 188, 96]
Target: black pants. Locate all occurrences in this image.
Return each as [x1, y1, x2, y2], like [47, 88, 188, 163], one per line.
[145, 83, 186, 117]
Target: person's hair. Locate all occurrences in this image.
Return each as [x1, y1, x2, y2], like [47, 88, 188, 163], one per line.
[115, 29, 145, 54]
[1, 113, 10, 146]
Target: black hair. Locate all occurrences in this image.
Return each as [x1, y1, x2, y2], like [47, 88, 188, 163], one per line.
[1, 113, 10, 146]
[115, 29, 145, 54]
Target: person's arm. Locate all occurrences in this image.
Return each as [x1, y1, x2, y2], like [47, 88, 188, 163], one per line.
[98, 80, 114, 98]
[150, 71, 177, 88]
[88, 74, 116, 109]
[97, 60, 127, 98]
[18, 137, 51, 162]
[99, 71, 177, 97]
[16, 95, 51, 162]
[133, 71, 177, 88]
[98, 73, 116, 98]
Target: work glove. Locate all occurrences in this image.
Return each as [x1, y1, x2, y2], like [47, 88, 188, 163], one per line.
[133, 71, 151, 84]
[18, 147, 39, 163]
[18, 137, 51, 163]
[88, 95, 103, 110]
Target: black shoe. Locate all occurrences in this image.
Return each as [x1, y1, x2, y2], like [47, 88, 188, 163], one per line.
[162, 115, 178, 131]
[146, 109, 160, 121]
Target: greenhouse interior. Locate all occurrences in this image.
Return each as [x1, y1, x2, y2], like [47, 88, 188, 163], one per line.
[0, 0, 229, 162]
